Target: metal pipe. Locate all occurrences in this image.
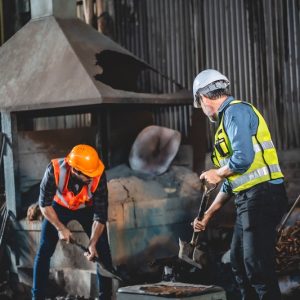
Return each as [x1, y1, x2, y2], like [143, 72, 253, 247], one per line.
[0, 133, 5, 168]
[0, 206, 8, 247]
[0, 0, 4, 45]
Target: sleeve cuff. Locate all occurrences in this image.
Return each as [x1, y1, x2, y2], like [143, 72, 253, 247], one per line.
[93, 215, 107, 224]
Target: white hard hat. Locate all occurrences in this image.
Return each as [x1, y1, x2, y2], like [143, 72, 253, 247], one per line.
[193, 69, 230, 108]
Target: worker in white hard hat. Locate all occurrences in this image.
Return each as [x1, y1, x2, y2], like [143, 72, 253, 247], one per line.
[192, 69, 288, 300]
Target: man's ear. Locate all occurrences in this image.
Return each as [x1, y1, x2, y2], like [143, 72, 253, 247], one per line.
[201, 95, 209, 104]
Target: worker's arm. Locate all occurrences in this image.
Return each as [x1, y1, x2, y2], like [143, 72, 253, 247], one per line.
[193, 191, 231, 231]
[39, 162, 72, 242]
[85, 221, 105, 261]
[40, 206, 72, 242]
[200, 164, 234, 185]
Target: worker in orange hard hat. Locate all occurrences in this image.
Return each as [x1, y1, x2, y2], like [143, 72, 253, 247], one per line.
[32, 144, 113, 300]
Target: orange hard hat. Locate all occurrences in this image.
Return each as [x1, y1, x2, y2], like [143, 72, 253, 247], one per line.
[66, 144, 104, 177]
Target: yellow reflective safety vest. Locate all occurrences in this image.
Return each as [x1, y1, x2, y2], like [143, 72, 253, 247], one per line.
[212, 100, 283, 193]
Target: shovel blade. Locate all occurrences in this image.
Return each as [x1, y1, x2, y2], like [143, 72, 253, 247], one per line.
[96, 260, 123, 281]
[178, 238, 194, 259]
[192, 247, 207, 268]
[70, 238, 122, 281]
[178, 238, 203, 269]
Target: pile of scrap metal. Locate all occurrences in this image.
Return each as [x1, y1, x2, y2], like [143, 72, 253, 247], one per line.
[276, 221, 300, 274]
[275, 196, 300, 299]
[276, 195, 300, 275]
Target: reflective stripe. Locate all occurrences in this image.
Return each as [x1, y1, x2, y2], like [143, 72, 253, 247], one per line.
[56, 190, 70, 207]
[253, 140, 274, 153]
[87, 181, 93, 198]
[231, 164, 282, 189]
[54, 158, 95, 210]
[219, 140, 275, 167]
[58, 163, 67, 191]
[55, 191, 87, 210]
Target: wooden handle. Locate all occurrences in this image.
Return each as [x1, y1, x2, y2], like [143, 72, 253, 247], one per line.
[191, 231, 200, 246]
[196, 181, 217, 220]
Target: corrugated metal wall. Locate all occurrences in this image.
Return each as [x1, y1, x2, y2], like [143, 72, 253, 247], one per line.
[112, 0, 197, 93]
[111, 0, 300, 150]
[33, 0, 300, 150]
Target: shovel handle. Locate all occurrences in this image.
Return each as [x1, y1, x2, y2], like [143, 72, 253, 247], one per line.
[191, 231, 200, 246]
[69, 238, 123, 281]
[69, 238, 100, 263]
[191, 181, 217, 246]
[196, 180, 217, 220]
[70, 237, 88, 252]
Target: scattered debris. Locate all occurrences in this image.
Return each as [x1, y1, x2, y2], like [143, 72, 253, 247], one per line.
[26, 203, 43, 221]
[276, 220, 300, 274]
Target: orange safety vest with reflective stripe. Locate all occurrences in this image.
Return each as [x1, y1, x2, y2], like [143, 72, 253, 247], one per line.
[51, 158, 101, 210]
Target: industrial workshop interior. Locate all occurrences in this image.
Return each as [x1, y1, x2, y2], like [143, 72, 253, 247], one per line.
[0, 0, 299, 299]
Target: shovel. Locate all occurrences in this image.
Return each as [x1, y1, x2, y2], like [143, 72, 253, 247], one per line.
[178, 180, 217, 269]
[69, 238, 123, 281]
[277, 193, 300, 240]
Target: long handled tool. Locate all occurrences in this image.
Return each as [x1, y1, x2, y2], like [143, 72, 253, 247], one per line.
[277, 193, 300, 234]
[178, 180, 217, 269]
[69, 238, 122, 281]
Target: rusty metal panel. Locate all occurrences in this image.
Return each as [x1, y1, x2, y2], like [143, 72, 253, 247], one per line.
[32, 113, 92, 130]
[117, 282, 226, 299]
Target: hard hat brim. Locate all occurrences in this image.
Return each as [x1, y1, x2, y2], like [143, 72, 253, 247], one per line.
[66, 156, 105, 178]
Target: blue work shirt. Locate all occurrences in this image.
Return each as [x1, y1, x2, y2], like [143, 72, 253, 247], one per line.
[217, 97, 283, 195]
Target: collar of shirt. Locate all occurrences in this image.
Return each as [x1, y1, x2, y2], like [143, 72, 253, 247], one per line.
[69, 173, 85, 194]
[217, 96, 235, 120]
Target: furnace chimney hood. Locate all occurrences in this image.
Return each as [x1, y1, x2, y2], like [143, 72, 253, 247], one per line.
[0, 0, 190, 112]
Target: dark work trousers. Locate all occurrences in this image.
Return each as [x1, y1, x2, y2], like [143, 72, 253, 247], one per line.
[32, 201, 113, 300]
[230, 181, 288, 300]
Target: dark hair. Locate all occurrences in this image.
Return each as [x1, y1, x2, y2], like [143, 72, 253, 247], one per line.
[204, 88, 231, 100]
